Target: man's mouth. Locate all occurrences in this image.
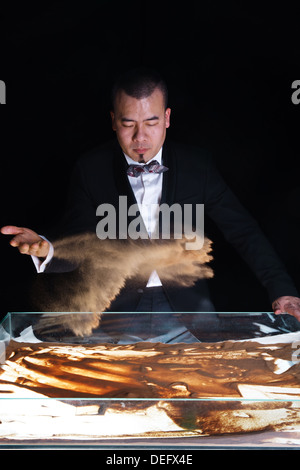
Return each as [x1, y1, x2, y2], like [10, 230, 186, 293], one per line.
[133, 148, 150, 154]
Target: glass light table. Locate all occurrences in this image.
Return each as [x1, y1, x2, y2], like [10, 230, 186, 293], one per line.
[0, 311, 299, 449]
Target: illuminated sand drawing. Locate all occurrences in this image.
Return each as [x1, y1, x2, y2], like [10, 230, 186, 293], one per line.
[0, 334, 300, 439]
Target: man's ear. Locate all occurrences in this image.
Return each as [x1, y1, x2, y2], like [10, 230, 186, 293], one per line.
[165, 108, 171, 128]
[110, 111, 116, 131]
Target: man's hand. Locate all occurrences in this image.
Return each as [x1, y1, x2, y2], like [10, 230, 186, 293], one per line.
[1, 225, 50, 258]
[272, 296, 300, 322]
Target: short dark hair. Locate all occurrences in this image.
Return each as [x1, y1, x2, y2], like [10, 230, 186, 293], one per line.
[111, 67, 168, 110]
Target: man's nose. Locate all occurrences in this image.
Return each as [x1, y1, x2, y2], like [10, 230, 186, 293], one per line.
[133, 124, 147, 141]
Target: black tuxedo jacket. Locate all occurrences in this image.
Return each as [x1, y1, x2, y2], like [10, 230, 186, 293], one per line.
[45, 139, 298, 312]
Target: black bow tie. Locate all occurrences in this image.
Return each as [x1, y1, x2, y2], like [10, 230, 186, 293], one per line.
[127, 160, 169, 178]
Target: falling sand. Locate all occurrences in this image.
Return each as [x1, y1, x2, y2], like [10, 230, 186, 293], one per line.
[33, 233, 213, 336]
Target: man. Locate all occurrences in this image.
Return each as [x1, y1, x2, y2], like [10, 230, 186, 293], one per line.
[1, 68, 300, 330]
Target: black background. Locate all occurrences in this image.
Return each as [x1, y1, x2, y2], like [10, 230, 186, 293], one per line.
[0, 1, 299, 318]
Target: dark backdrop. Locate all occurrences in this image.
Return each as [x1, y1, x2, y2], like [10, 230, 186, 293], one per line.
[0, 1, 299, 318]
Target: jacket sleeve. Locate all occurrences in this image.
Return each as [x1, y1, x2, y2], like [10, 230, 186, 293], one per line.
[204, 157, 299, 303]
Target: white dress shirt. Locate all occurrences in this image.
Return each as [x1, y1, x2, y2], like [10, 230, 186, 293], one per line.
[32, 148, 164, 287]
[124, 149, 163, 287]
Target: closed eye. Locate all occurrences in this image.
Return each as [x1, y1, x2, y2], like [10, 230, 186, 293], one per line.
[121, 118, 135, 127]
[120, 116, 159, 127]
[145, 116, 159, 125]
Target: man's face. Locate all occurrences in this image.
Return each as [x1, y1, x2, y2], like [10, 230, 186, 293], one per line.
[111, 88, 171, 162]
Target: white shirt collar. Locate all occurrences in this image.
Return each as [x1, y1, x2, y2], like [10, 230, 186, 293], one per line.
[124, 147, 162, 166]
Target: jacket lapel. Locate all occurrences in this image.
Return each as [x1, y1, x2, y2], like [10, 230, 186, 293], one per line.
[112, 140, 137, 208]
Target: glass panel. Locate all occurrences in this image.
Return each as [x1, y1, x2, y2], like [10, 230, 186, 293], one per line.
[2, 311, 300, 344]
[0, 312, 300, 448]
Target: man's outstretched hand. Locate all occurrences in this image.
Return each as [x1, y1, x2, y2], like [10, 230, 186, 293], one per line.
[1, 225, 50, 258]
[272, 296, 300, 323]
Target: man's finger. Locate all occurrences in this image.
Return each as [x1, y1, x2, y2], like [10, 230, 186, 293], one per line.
[30, 240, 50, 257]
[0, 225, 24, 235]
[18, 243, 30, 254]
[30, 242, 40, 253]
[9, 234, 27, 247]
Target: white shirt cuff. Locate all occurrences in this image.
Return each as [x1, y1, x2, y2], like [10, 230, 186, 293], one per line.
[31, 236, 54, 273]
